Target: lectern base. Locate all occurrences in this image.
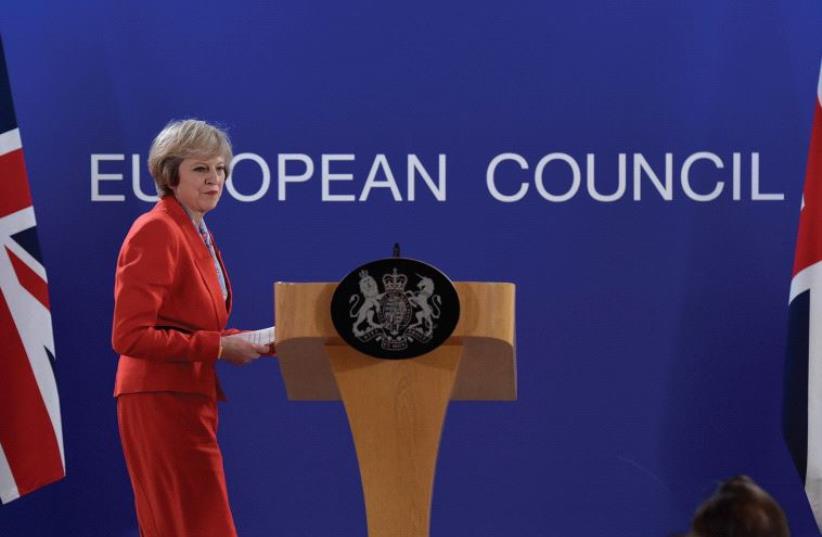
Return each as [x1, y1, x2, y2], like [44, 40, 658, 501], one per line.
[327, 344, 463, 537]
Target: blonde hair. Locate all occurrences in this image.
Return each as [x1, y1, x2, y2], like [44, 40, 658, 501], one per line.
[147, 119, 233, 196]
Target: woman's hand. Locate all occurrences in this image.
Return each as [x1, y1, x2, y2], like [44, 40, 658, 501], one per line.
[219, 336, 269, 365]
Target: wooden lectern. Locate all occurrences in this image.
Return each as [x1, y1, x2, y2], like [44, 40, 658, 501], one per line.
[275, 282, 516, 537]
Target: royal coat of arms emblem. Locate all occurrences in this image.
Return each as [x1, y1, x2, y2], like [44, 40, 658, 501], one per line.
[331, 258, 460, 359]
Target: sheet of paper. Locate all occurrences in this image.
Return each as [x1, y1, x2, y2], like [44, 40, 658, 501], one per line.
[226, 326, 275, 346]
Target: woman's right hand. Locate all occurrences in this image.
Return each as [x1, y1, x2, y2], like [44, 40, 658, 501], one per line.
[219, 336, 269, 365]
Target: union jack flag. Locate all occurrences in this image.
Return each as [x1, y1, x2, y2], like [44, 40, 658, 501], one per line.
[0, 36, 64, 503]
[784, 59, 822, 530]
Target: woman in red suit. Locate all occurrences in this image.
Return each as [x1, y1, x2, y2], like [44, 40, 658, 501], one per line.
[112, 119, 268, 537]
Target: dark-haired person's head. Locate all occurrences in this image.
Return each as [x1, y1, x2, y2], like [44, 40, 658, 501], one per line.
[688, 475, 789, 537]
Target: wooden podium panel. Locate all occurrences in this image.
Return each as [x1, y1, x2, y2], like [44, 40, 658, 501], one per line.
[274, 281, 516, 401]
[274, 281, 516, 537]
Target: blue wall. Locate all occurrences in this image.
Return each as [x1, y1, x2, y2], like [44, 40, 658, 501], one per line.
[1, 1, 821, 535]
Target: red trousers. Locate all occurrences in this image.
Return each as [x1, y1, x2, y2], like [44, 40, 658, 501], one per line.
[117, 392, 238, 537]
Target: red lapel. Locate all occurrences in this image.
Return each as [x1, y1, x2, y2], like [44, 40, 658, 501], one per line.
[211, 236, 233, 315]
[158, 196, 229, 326]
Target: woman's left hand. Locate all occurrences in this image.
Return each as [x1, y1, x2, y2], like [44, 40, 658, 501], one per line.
[219, 336, 268, 365]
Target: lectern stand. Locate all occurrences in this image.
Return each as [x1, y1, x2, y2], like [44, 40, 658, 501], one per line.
[275, 282, 516, 537]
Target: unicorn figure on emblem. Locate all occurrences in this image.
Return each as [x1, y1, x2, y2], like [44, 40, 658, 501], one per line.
[407, 275, 442, 337]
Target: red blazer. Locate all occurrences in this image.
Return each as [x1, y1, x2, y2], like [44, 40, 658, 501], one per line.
[112, 196, 233, 399]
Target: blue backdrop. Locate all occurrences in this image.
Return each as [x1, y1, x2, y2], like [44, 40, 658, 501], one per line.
[1, 1, 821, 535]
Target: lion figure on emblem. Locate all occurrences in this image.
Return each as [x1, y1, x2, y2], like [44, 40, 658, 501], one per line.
[350, 271, 384, 337]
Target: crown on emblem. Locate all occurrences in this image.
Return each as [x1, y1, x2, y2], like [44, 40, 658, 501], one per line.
[382, 268, 407, 290]
[359, 270, 370, 279]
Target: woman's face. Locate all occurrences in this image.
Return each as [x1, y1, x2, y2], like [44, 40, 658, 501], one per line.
[172, 156, 226, 219]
